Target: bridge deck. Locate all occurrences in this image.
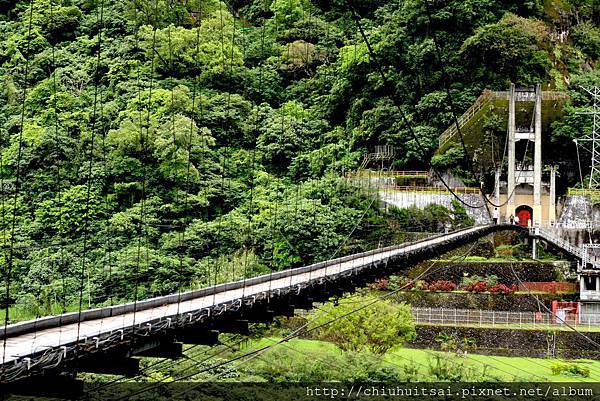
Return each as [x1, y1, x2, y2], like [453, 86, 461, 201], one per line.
[1, 226, 490, 365]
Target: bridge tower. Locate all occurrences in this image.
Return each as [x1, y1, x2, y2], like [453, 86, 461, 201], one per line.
[503, 83, 557, 227]
[436, 83, 568, 227]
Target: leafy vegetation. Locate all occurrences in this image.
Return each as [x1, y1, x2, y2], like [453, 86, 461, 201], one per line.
[551, 361, 591, 378]
[309, 295, 416, 354]
[388, 201, 474, 232]
[105, 337, 600, 384]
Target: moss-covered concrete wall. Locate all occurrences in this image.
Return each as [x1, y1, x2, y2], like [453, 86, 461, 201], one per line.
[411, 326, 600, 359]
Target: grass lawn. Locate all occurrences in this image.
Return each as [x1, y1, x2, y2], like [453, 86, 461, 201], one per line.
[387, 348, 600, 382]
[244, 337, 600, 382]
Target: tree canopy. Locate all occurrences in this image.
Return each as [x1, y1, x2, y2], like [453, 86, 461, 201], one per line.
[0, 0, 597, 318]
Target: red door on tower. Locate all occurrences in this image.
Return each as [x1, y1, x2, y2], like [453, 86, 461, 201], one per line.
[517, 209, 531, 227]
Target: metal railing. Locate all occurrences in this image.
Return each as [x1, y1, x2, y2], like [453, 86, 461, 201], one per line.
[491, 91, 569, 102]
[346, 170, 429, 179]
[438, 90, 493, 148]
[380, 185, 481, 194]
[530, 226, 583, 258]
[555, 220, 595, 229]
[567, 188, 600, 197]
[412, 307, 600, 329]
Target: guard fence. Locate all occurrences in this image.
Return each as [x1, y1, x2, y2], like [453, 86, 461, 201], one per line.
[412, 307, 600, 329]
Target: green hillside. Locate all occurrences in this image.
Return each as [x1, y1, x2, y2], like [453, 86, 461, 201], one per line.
[0, 0, 597, 317]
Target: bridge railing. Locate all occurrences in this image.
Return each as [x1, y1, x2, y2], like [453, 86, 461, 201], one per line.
[438, 89, 493, 148]
[567, 188, 600, 197]
[345, 170, 429, 179]
[530, 226, 582, 258]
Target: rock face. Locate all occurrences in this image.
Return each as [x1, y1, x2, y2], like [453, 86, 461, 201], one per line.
[553, 195, 600, 247]
[379, 191, 491, 225]
[557, 195, 600, 229]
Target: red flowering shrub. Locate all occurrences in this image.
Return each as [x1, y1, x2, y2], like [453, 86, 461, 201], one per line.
[369, 278, 390, 290]
[426, 280, 457, 292]
[489, 284, 512, 294]
[464, 281, 487, 293]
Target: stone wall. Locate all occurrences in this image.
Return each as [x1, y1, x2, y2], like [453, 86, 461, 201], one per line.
[557, 195, 600, 229]
[410, 326, 600, 359]
[408, 260, 563, 284]
[392, 292, 577, 312]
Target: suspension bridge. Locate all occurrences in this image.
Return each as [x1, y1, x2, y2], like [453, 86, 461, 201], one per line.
[0, 222, 586, 390]
[0, 0, 595, 396]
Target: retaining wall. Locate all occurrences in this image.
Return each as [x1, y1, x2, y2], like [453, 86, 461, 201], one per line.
[392, 292, 577, 312]
[410, 326, 600, 359]
[379, 192, 491, 225]
[408, 260, 564, 284]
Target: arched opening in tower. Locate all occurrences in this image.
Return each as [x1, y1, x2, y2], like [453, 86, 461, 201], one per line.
[515, 205, 533, 227]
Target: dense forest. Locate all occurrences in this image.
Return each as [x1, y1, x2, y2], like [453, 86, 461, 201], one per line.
[0, 0, 598, 318]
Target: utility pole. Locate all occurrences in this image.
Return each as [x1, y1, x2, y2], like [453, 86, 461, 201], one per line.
[575, 86, 600, 190]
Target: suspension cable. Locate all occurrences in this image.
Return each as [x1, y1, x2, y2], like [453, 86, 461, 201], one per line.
[74, 0, 106, 368]
[2, 0, 36, 366]
[131, 0, 158, 334]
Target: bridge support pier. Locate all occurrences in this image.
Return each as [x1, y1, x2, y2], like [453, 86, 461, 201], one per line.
[532, 238, 538, 259]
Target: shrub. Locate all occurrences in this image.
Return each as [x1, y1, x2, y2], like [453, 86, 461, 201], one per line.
[495, 244, 514, 258]
[425, 280, 457, 292]
[463, 281, 488, 293]
[369, 278, 390, 290]
[246, 347, 408, 382]
[488, 284, 518, 295]
[551, 362, 590, 378]
[388, 204, 459, 232]
[461, 274, 498, 289]
[369, 276, 413, 291]
[310, 295, 416, 354]
[435, 332, 457, 352]
[389, 275, 409, 291]
[413, 280, 428, 291]
[426, 354, 486, 381]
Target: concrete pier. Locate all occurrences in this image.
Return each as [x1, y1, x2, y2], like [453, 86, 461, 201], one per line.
[533, 84, 542, 225]
[507, 83, 516, 221]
